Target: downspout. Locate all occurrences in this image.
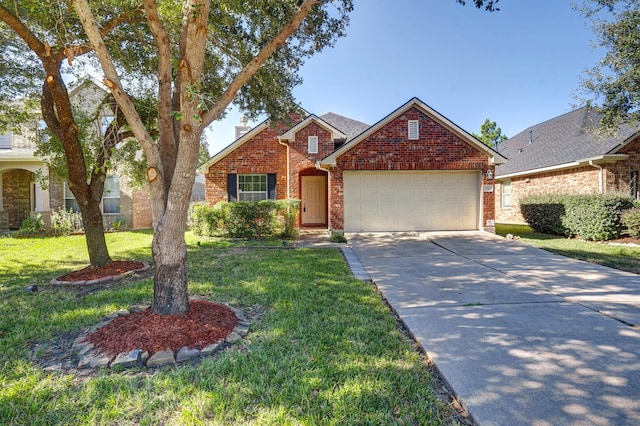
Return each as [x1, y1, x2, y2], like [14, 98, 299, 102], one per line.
[589, 160, 604, 193]
[277, 138, 290, 198]
[315, 161, 332, 231]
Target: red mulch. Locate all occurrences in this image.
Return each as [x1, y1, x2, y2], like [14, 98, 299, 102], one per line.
[609, 236, 640, 245]
[86, 300, 238, 357]
[57, 260, 145, 282]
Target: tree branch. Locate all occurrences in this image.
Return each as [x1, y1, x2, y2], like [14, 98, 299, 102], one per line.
[200, 0, 321, 127]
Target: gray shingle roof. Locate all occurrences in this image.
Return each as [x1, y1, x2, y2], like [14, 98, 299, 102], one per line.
[496, 106, 639, 177]
[320, 112, 370, 141]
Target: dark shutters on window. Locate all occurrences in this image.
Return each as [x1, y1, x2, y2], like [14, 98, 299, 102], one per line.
[227, 174, 237, 202]
[267, 174, 276, 200]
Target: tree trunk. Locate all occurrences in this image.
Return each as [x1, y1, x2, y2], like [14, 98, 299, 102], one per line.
[79, 200, 111, 267]
[151, 210, 190, 314]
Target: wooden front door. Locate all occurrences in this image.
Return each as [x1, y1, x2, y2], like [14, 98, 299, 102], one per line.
[301, 175, 326, 225]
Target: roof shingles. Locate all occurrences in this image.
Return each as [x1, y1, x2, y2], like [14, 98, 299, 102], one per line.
[496, 106, 638, 177]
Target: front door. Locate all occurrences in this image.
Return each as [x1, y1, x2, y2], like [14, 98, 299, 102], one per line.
[301, 175, 326, 225]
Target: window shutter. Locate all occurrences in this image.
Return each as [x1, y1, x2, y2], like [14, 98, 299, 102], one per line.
[267, 174, 276, 200]
[408, 120, 419, 140]
[227, 174, 237, 202]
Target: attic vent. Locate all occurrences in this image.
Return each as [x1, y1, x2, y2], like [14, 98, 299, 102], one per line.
[408, 120, 419, 140]
[308, 135, 318, 154]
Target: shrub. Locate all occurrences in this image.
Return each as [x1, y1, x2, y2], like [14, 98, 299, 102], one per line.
[276, 199, 300, 239]
[520, 193, 635, 241]
[19, 213, 45, 234]
[562, 193, 635, 241]
[226, 201, 278, 238]
[188, 202, 226, 237]
[51, 209, 83, 235]
[520, 193, 568, 235]
[621, 208, 640, 237]
[188, 199, 301, 239]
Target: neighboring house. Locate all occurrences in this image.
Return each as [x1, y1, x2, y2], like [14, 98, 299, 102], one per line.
[495, 105, 640, 224]
[0, 80, 153, 230]
[200, 97, 506, 233]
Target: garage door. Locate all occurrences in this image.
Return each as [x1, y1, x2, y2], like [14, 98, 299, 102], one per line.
[343, 171, 480, 232]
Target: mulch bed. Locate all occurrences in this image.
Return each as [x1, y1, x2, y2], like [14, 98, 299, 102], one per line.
[86, 300, 238, 357]
[57, 260, 146, 282]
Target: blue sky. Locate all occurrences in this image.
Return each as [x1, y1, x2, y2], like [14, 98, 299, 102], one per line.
[205, 0, 601, 154]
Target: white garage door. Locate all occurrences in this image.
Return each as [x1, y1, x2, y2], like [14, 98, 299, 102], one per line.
[344, 171, 480, 232]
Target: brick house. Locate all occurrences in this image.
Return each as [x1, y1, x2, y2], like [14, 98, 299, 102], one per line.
[0, 81, 155, 230]
[495, 106, 640, 224]
[200, 98, 506, 232]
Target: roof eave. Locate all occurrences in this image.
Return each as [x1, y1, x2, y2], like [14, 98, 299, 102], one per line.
[279, 115, 347, 142]
[496, 154, 628, 180]
[197, 121, 270, 173]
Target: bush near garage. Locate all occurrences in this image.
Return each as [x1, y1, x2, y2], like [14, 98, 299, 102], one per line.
[520, 193, 635, 241]
[621, 208, 640, 237]
[188, 199, 300, 239]
[519, 193, 567, 235]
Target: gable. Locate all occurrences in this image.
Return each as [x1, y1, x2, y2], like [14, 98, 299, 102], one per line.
[334, 107, 490, 170]
[321, 98, 505, 167]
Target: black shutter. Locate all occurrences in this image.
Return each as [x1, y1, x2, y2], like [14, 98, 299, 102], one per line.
[227, 174, 237, 202]
[267, 174, 276, 200]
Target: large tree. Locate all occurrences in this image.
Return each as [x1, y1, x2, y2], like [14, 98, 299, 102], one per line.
[472, 118, 508, 149]
[577, 0, 640, 130]
[73, 0, 501, 315]
[0, 2, 149, 267]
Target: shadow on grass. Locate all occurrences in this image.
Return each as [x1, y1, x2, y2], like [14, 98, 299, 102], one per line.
[1, 244, 452, 424]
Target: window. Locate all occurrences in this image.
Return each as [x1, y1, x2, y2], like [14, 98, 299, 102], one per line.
[0, 132, 11, 149]
[102, 175, 120, 214]
[501, 180, 511, 208]
[408, 120, 419, 140]
[308, 135, 318, 154]
[238, 174, 268, 202]
[64, 183, 80, 212]
[64, 175, 120, 214]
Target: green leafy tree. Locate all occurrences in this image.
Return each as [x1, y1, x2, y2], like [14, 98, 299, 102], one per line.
[73, 0, 501, 315]
[472, 118, 508, 148]
[576, 0, 640, 130]
[0, 2, 150, 266]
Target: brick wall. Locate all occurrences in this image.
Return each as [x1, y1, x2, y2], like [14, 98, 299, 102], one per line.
[604, 136, 640, 197]
[495, 166, 600, 224]
[331, 107, 495, 230]
[205, 127, 287, 204]
[2, 169, 32, 229]
[288, 122, 332, 199]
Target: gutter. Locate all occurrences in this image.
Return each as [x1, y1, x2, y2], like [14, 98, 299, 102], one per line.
[277, 137, 290, 199]
[588, 160, 604, 193]
[496, 154, 628, 181]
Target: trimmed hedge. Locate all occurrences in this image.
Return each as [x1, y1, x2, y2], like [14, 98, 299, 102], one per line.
[188, 199, 300, 239]
[519, 193, 567, 235]
[520, 193, 635, 241]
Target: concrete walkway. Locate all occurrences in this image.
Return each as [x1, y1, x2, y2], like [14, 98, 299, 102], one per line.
[344, 231, 640, 426]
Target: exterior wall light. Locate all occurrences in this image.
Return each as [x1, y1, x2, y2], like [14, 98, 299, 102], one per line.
[485, 170, 494, 180]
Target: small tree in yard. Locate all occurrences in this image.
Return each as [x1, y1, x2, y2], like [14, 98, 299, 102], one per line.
[73, 0, 501, 315]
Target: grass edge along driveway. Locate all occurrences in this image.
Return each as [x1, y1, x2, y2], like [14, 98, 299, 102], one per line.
[0, 231, 456, 425]
[496, 223, 640, 275]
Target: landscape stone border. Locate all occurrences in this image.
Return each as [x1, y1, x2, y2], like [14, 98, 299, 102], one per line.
[49, 261, 150, 285]
[71, 299, 250, 370]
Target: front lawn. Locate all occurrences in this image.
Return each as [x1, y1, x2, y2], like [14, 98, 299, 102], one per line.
[0, 232, 452, 424]
[496, 223, 640, 274]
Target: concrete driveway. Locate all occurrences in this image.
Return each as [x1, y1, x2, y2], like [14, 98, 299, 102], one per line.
[348, 231, 640, 426]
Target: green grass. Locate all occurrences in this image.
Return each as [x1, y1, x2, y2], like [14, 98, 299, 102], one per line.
[496, 223, 640, 274]
[0, 231, 451, 425]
